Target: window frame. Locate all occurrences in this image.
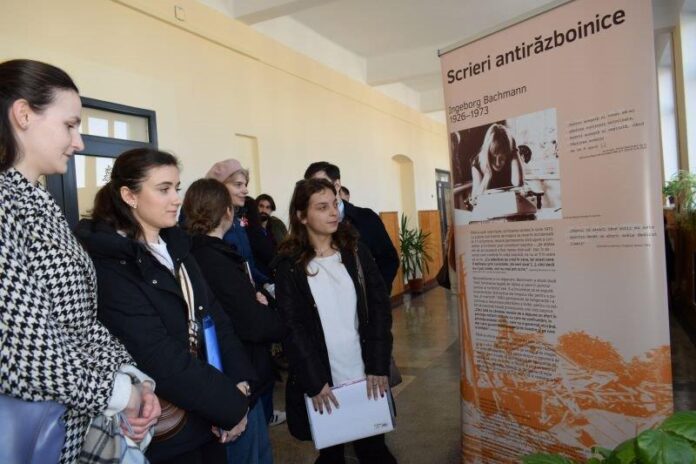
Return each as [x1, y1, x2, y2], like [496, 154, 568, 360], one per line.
[47, 97, 158, 227]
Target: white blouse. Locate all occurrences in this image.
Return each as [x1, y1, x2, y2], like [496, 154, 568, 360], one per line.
[307, 252, 365, 385]
[148, 237, 175, 274]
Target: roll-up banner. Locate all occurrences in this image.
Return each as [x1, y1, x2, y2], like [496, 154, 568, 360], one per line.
[439, 0, 672, 461]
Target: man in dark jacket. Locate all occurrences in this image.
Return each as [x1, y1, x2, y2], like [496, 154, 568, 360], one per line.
[304, 162, 400, 294]
[257, 193, 288, 247]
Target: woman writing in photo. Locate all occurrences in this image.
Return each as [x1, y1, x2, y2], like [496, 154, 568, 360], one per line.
[77, 149, 254, 464]
[470, 123, 524, 199]
[0, 59, 159, 464]
[275, 178, 397, 464]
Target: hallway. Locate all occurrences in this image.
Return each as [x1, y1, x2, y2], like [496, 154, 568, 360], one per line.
[270, 287, 462, 463]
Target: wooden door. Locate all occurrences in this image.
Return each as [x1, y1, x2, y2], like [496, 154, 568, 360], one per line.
[379, 211, 404, 297]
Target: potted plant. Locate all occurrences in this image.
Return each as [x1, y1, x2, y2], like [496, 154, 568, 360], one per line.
[522, 411, 696, 464]
[398, 214, 432, 294]
[663, 171, 696, 325]
[663, 170, 696, 227]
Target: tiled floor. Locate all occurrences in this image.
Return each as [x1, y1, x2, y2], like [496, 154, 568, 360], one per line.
[269, 287, 696, 463]
[670, 309, 696, 411]
[270, 288, 461, 464]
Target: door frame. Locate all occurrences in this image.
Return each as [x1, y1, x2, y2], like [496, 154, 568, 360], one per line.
[47, 97, 158, 227]
[435, 169, 452, 259]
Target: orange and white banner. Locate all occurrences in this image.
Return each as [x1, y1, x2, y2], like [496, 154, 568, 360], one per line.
[439, 0, 672, 461]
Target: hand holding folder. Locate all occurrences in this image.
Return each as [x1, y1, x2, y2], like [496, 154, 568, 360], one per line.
[304, 379, 395, 449]
[309, 383, 340, 414]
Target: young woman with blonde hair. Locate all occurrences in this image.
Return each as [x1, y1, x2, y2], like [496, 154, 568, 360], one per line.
[470, 123, 524, 198]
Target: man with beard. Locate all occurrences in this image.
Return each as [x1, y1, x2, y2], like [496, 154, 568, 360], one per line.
[257, 193, 288, 249]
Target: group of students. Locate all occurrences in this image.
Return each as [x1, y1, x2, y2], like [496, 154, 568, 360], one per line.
[0, 58, 399, 464]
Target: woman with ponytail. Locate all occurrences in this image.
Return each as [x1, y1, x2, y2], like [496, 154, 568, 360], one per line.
[76, 148, 255, 464]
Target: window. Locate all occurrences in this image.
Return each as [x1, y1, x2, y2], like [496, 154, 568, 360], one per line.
[657, 35, 680, 184]
[46, 98, 157, 227]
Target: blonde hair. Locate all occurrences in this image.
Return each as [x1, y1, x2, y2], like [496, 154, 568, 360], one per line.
[477, 123, 518, 174]
[224, 169, 249, 184]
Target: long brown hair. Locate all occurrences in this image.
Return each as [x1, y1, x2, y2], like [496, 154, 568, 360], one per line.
[91, 148, 179, 240]
[278, 178, 357, 273]
[182, 178, 232, 235]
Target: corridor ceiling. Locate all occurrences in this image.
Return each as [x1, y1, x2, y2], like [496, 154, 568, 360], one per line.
[198, 0, 687, 120]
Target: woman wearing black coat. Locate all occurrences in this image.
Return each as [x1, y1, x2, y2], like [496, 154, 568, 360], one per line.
[76, 149, 254, 464]
[182, 178, 285, 464]
[275, 178, 397, 464]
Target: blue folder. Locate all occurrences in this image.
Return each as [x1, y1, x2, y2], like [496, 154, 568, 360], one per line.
[202, 314, 223, 372]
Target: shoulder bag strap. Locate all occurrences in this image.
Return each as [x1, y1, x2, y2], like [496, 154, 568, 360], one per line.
[177, 264, 199, 354]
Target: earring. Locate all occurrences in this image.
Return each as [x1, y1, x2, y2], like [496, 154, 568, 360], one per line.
[129, 202, 137, 209]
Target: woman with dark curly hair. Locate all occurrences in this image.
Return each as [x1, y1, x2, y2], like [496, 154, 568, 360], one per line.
[275, 178, 397, 464]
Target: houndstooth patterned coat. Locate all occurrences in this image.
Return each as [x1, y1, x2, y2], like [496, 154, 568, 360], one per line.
[0, 168, 133, 463]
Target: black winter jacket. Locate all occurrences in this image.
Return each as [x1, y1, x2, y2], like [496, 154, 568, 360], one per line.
[190, 234, 285, 400]
[76, 221, 255, 462]
[274, 242, 393, 441]
[343, 201, 400, 294]
[245, 223, 276, 282]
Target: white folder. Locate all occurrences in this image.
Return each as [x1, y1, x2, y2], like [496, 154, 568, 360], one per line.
[304, 378, 395, 449]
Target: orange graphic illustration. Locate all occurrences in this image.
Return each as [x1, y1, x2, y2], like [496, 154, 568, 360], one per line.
[457, 253, 673, 463]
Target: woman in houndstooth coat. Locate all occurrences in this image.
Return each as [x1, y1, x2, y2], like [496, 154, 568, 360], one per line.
[0, 60, 161, 463]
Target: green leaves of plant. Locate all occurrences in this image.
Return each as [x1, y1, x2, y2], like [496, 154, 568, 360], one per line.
[398, 214, 432, 279]
[521, 453, 575, 464]
[605, 439, 637, 464]
[664, 170, 696, 224]
[660, 411, 696, 443]
[519, 412, 696, 464]
[635, 429, 696, 464]
[591, 447, 612, 459]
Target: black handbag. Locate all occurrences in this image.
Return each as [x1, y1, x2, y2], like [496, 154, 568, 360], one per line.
[0, 395, 66, 464]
